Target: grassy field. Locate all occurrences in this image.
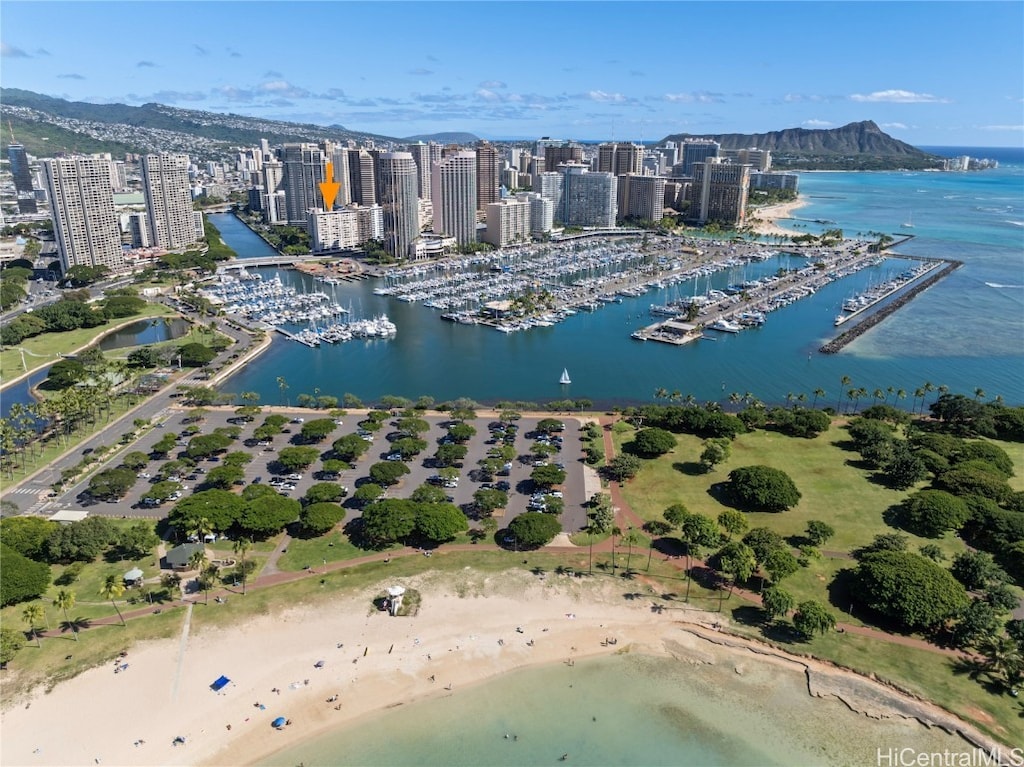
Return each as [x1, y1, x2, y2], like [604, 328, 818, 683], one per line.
[0, 302, 175, 381]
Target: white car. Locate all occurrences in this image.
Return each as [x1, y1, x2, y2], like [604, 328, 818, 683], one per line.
[287, 473, 303, 481]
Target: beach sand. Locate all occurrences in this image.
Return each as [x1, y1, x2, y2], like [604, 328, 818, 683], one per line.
[0, 569, 1003, 767]
[746, 198, 809, 237]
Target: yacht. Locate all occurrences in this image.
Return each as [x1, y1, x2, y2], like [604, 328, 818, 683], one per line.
[709, 319, 742, 333]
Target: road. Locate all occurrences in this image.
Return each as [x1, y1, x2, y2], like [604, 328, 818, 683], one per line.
[4, 300, 258, 515]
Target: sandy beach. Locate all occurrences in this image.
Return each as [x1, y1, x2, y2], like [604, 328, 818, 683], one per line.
[0, 568, 1005, 767]
[746, 198, 809, 237]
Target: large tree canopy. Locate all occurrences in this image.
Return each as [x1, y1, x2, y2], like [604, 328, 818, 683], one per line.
[507, 512, 562, 548]
[727, 466, 801, 512]
[0, 543, 51, 606]
[853, 550, 969, 631]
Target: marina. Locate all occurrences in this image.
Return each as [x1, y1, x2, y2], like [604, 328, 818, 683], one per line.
[198, 270, 397, 348]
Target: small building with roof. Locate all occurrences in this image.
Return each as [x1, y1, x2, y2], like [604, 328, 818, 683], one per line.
[123, 567, 145, 587]
[164, 542, 206, 571]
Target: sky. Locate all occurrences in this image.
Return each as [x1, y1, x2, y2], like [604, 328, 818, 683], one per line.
[1, 1, 1022, 147]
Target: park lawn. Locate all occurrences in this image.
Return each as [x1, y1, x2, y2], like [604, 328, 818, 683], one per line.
[276, 528, 394, 572]
[726, 618, 1021, 747]
[617, 425, 966, 556]
[0, 302, 175, 380]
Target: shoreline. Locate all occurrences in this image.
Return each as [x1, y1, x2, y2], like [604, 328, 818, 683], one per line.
[0, 570, 1009, 767]
[745, 197, 810, 237]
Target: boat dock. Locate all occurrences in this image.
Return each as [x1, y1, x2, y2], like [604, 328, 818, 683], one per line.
[820, 260, 962, 354]
[274, 326, 318, 348]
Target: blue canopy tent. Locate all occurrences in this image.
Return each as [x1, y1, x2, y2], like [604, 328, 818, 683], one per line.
[210, 675, 231, 692]
[272, 717, 287, 729]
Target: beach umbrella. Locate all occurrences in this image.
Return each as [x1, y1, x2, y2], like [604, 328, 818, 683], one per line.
[272, 717, 287, 728]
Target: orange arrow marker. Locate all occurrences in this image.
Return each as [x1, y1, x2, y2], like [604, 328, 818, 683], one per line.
[319, 162, 340, 210]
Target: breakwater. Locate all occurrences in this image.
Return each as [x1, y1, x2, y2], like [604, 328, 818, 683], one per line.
[819, 260, 963, 354]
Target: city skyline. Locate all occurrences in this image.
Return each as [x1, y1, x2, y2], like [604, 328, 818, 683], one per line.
[1, 1, 1022, 147]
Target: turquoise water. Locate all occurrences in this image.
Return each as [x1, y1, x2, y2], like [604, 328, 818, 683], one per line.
[217, 151, 1023, 407]
[259, 653, 963, 767]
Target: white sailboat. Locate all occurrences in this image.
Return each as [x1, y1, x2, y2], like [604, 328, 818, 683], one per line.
[901, 210, 914, 229]
[559, 368, 571, 385]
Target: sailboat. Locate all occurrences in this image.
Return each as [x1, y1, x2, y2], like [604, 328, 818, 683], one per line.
[901, 210, 914, 229]
[559, 368, 571, 385]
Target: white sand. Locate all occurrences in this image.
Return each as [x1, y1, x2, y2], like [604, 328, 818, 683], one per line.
[0, 569, 1006, 767]
[746, 198, 809, 237]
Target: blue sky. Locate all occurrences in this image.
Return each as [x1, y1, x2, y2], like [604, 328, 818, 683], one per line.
[2, 1, 1022, 146]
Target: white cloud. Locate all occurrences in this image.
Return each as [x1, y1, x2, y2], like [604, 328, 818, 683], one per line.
[849, 89, 950, 104]
[664, 91, 724, 104]
[587, 90, 625, 103]
[479, 80, 506, 89]
[802, 119, 833, 128]
[978, 124, 1024, 131]
[881, 122, 908, 130]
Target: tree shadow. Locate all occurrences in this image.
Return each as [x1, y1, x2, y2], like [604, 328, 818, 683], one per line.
[730, 605, 765, 627]
[672, 461, 706, 476]
[826, 567, 859, 614]
[59, 617, 92, 637]
[705, 482, 737, 509]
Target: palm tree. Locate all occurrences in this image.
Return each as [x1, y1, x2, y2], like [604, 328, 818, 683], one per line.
[100, 574, 126, 626]
[896, 389, 907, 410]
[885, 386, 895, 404]
[855, 387, 868, 413]
[654, 387, 669, 403]
[622, 528, 640, 575]
[872, 388, 885, 407]
[187, 517, 213, 545]
[610, 526, 622, 575]
[276, 376, 289, 407]
[233, 537, 252, 595]
[912, 387, 926, 415]
[200, 563, 220, 605]
[188, 549, 208, 601]
[974, 387, 986, 401]
[812, 388, 825, 409]
[837, 376, 851, 412]
[22, 603, 45, 647]
[54, 590, 78, 641]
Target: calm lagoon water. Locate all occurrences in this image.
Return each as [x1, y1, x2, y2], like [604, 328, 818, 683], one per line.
[259, 653, 966, 767]
[217, 147, 1023, 407]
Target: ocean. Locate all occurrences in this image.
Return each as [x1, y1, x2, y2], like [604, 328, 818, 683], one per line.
[217, 146, 1023, 408]
[258, 652, 966, 767]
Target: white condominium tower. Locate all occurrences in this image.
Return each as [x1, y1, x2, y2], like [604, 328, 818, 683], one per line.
[689, 157, 750, 225]
[430, 151, 477, 246]
[408, 141, 442, 201]
[44, 155, 125, 273]
[377, 152, 420, 258]
[142, 153, 200, 250]
[560, 164, 617, 228]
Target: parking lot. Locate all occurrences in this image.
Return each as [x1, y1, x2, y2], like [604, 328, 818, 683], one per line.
[63, 408, 595, 535]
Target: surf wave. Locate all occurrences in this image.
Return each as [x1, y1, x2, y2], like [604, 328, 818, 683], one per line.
[1003, 220, 1024, 227]
[985, 282, 1024, 289]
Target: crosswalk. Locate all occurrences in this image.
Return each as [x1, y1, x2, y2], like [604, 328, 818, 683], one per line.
[3, 486, 41, 496]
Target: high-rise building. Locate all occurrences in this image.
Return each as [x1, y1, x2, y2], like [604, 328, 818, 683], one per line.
[544, 142, 584, 175]
[347, 149, 377, 207]
[688, 157, 750, 225]
[8, 143, 38, 214]
[430, 150, 477, 246]
[475, 140, 502, 211]
[328, 147, 352, 207]
[681, 140, 720, 176]
[377, 152, 420, 258]
[721, 147, 771, 171]
[522, 192, 553, 235]
[561, 164, 617, 228]
[127, 212, 152, 248]
[618, 174, 666, 222]
[596, 142, 644, 176]
[749, 171, 798, 192]
[483, 196, 531, 248]
[407, 142, 442, 201]
[142, 153, 200, 250]
[44, 156, 125, 273]
[533, 172, 564, 221]
[282, 143, 327, 225]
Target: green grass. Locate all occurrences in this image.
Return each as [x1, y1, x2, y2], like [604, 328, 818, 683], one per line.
[617, 425, 971, 556]
[276, 529, 391, 571]
[0, 302, 175, 380]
